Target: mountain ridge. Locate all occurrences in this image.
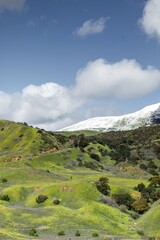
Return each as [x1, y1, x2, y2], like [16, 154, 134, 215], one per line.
[60, 103, 160, 132]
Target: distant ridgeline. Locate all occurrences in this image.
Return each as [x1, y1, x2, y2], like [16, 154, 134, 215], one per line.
[60, 103, 160, 132]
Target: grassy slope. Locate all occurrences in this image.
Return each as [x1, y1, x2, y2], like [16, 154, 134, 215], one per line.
[137, 199, 160, 237]
[0, 120, 160, 239]
[0, 120, 41, 160]
[0, 120, 59, 162]
[0, 151, 150, 240]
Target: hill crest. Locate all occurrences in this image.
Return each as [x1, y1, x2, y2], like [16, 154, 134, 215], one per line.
[60, 103, 160, 132]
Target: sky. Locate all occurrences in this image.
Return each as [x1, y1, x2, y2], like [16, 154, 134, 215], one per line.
[0, 0, 160, 130]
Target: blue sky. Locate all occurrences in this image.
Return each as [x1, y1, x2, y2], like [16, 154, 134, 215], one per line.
[0, 0, 160, 130]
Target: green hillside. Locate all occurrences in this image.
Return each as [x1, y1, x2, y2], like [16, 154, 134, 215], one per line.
[137, 199, 160, 237]
[0, 120, 59, 161]
[0, 120, 160, 239]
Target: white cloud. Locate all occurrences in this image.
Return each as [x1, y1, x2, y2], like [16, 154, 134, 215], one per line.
[0, 59, 160, 130]
[0, 83, 83, 130]
[0, 0, 26, 11]
[139, 0, 160, 41]
[74, 17, 107, 37]
[74, 58, 160, 99]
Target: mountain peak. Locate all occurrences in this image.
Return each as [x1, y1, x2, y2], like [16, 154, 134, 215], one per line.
[60, 103, 160, 132]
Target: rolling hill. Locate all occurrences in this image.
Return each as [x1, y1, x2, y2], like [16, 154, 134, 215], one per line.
[0, 119, 160, 239]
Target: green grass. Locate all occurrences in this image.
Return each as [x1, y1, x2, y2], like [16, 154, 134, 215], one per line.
[57, 129, 101, 136]
[0, 120, 160, 239]
[0, 154, 145, 239]
[0, 120, 41, 160]
[137, 199, 160, 237]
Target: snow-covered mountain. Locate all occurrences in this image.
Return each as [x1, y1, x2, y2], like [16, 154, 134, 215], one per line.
[60, 103, 160, 132]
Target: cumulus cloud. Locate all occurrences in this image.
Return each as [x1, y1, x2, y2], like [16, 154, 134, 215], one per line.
[74, 58, 160, 99]
[0, 83, 83, 130]
[74, 17, 107, 37]
[139, 0, 160, 41]
[0, 0, 26, 11]
[0, 59, 160, 130]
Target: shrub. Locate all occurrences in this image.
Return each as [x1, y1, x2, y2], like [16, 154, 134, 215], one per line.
[90, 153, 100, 162]
[148, 161, 158, 169]
[96, 177, 110, 196]
[132, 198, 149, 214]
[29, 228, 38, 236]
[36, 195, 48, 204]
[110, 144, 130, 163]
[129, 211, 140, 219]
[134, 183, 146, 192]
[65, 160, 78, 169]
[148, 169, 159, 176]
[112, 193, 134, 210]
[53, 198, 61, 205]
[80, 147, 85, 152]
[84, 161, 99, 170]
[0, 194, 10, 202]
[92, 231, 99, 237]
[99, 147, 108, 156]
[78, 134, 89, 148]
[119, 204, 127, 212]
[137, 229, 145, 236]
[139, 163, 147, 170]
[98, 195, 117, 207]
[1, 178, 7, 183]
[149, 176, 160, 187]
[75, 230, 81, 236]
[58, 230, 65, 236]
[37, 129, 43, 134]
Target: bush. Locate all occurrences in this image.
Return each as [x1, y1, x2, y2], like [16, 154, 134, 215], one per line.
[129, 211, 139, 219]
[96, 177, 110, 196]
[90, 153, 100, 162]
[84, 161, 100, 170]
[134, 183, 146, 192]
[78, 134, 89, 148]
[36, 195, 48, 204]
[148, 161, 158, 169]
[148, 169, 159, 176]
[110, 144, 130, 163]
[65, 160, 78, 169]
[0, 194, 10, 202]
[58, 230, 65, 236]
[98, 147, 108, 156]
[29, 228, 38, 236]
[149, 176, 160, 187]
[98, 195, 117, 207]
[132, 198, 149, 214]
[119, 204, 127, 212]
[75, 230, 81, 236]
[92, 231, 99, 237]
[53, 198, 61, 205]
[139, 163, 147, 170]
[112, 193, 134, 210]
[1, 178, 7, 183]
[137, 229, 145, 236]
